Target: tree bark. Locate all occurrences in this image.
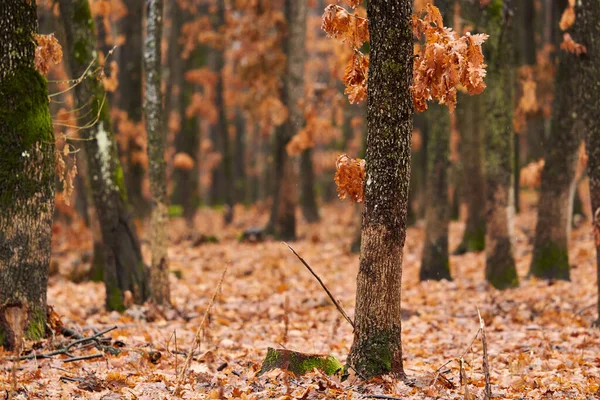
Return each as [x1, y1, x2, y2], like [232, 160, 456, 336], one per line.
[0, 0, 55, 349]
[574, 0, 600, 323]
[347, 0, 413, 379]
[300, 148, 320, 223]
[144, 0, 170, 306]
[59, 0, 150, 311]
[483, 0, 519, 290]
[529, 45, 582, 281]
[118, 0, 149, 218]
[265, 0, 306, 240]
[420, 103, 451, 281]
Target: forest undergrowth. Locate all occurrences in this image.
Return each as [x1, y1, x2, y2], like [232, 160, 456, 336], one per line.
[2, 191, 600, 399]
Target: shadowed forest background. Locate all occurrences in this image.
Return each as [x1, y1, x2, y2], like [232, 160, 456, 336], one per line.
[2, 0, 600, 398]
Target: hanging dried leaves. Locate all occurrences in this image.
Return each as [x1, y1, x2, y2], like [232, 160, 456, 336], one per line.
[559, 0, 576, 31]
[334, 154, 365, 202]
[412, 4, 489, 112]
[561, 33, 587, 55]
[34, 33, 63, 76]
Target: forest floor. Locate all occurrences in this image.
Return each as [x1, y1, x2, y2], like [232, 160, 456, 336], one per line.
[2, 192, 600, 399]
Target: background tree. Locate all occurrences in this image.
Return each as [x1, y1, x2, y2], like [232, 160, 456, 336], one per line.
[265, 0, 307, 240]
[145, 0, 170, 306]
[59, 0, 149, 311]
[483, 0, 519, 289]
[0, 0, 55, 349]
[529, 0, 580, 281]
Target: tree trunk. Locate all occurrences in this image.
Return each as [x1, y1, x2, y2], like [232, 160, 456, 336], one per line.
[0, 0, 55, 349]
[59, 0, 150, 311]
[574, 0, 600, 322]
[144, 0, 170, 306]
[233, 110, 248, 204]
[119, 0, 148, 218]
[265, 0, 306, 240]
[483, 0, 519, 290]
[347, 0, 413, 379]
[300, 148, 320, 223]
[420, 103, 451, 281]
[454, 93, 486, 254]
[529, 49, 582, 281]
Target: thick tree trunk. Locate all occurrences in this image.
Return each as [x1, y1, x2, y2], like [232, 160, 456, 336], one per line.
[347, 0, 413, 379]
[529, 50, 582, 281]
[118, 0, 148, 218]
[59, 0, 150, 311]
[144, 0, 170, 306]
[0, 0, 55, 349]
[454, 93, 486, 254]
[420, 103, 451, 281]
[483, 0, 519, 289]
[574, 0, 600, 322]
[300, 149, 320, 223]
[265, 0, 306, 240]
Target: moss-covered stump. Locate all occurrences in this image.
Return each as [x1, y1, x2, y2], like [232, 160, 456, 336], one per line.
[258, 348, 343, 376]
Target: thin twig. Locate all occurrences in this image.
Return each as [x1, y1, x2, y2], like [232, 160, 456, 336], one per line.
[477, 308, 491, 400]
[361, 395, 404, 400]
[459, 356, 470, 400]
[285, 243, 355, 329]
[63, 353, 104, 363]
[175, 266, 228, 395]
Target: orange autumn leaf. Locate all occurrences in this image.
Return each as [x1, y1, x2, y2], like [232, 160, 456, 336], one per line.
[34, 33, 63, 76]
[334, 154, 366, 202]
[561, 33, 587, 55]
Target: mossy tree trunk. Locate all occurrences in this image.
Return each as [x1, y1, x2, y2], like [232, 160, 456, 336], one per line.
[0, 0, 55, 349]
[420, 103, 451, 281]
[347, 0, 413, 379]
[574, 0, 600, 323]
[483, 0, 519, 290]
[118, 0, 149, 218]
[529, 37, 582, 281]
[454, 93, 486, 254]
[144, 0, 170, 306]
[265, 0, 306, 240]
[59, 0, 150, 311]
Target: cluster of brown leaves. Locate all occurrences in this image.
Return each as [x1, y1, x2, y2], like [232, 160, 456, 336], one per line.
[559, 0, 587, 55]
[334, 154, 365, 202]
[519, 159, 545, 188]
[90, 0, 126, 47]
[286, 105, 339, 155]
[561, 33, 587, 56]
[112, 110, 148, 168]
[412, 4, 488, 112]
[513, 66, 540, 133]
[559, 0, 576, 31]
[33, 33, 63, 76]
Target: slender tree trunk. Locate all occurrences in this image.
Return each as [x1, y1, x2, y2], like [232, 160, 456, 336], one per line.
[483, 0, 519, 289]
[265, 0, 306, 240]
[144, 0, 170, 306]
[118, 0, 148, 218]
[233, 110, 247, 204]
[0, 0, 55, 349]
[529, 49, 582, 281]
[454, 93, 486, 254]
[574, 0, 600, 323]
[300, 149, 320, 223]
[348, 0, 413, 379]
[59, 0, 150, 311]
[420, 103, 451, 281]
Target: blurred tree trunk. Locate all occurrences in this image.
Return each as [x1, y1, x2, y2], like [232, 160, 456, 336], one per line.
[0, 0, 55, 349]
[483, 0, 519, 289]
[300, 149, 320, 223]
[420, 103, 451, 281]
[59, 0, 150, 311]
[144, 0, 170, 305]
[454, 93, 486, 254]
[209, 0, 234, 226]
[265, 0, 306, 240]
[529, 39, 581, 281]
[575, 0, 600, 323]
[233, 111, 248, 204]
[348, 0, 412, 379]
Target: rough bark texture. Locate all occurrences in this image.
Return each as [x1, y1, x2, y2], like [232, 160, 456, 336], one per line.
[483, 0, 519, 290]
[300, 148, 320, 223]
[574, 0, 600, 322]
[454, 93, 486, 254]
[347, 0, 413, 379]
[529, 45, 582, 281]
[420, 103, 451, 281]
[0, 0, 55, 349]
[265, 0, 306, 240]
[59, 0, 149, 311]
[119, 0, 148, 218]
[144, 0, 170, 306]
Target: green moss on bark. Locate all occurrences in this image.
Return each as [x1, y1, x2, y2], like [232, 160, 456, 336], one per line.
[529, 244, 570, 280]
